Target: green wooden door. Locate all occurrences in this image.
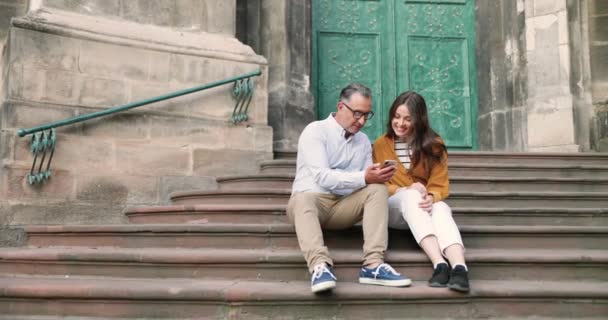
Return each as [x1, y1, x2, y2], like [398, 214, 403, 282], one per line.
[312, 0, 478, 149]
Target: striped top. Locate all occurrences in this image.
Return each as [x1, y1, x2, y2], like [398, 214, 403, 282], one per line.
[394, 141, 411, 169]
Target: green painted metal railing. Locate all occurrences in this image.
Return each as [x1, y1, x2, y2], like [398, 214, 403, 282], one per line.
[17, 69, 262, 184]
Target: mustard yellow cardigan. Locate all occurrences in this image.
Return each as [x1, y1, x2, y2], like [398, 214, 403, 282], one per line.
[372, 134, 450, 202]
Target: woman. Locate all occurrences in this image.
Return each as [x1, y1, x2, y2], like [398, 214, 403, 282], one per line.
[372, 91, 469, 292]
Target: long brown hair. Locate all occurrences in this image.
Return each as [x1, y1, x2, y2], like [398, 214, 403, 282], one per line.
[386, 91, 446, 173]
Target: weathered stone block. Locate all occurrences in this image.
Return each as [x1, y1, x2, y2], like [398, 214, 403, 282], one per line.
[80, 112, 150, 139]
[147, 116, 223, 148]
[148, 51, 171, 82]
[528, 144, 580, 152]
[42, 69, 79, 105]
[593, 0, 608, 15]
[254, 125, 273, 153]
[0, 3, 21, 41]
[9, 28, 79, 71]
[128, 83, 178, 114]
[492, 111, 509, 150]
[0, 167, 76, 201]
[510, 107, 527, 151]
[192, 148, 269, 176]
[526, 14, 558, 51]
[159, 175, 216, 204]
[121, 0, 174, 27]
[14, 134, 115, 173]
[43, 0, 121, 16]
[204, 0, 236, 35]
[1, 200, 127, 224]
[527, 50, 560, 95]
[79, 41, 149, 81]
[477, 113, 493, 150]
[114, 142, 191, 176]
[221, 124, 256, 151]
[7, 65, 46, 102]
[533, 0, 565, 16]
[0, 225, 26, 247]
[528, 101, 575, 147]
[2, 101, 77, 131]
[79, 76, 127, 107]
[76, 175, 159, 204]
[525, 0, 535, 18]
[183, 86, 237, 119]
[174, 0, 205, 30]
[0, 131, 15, 162]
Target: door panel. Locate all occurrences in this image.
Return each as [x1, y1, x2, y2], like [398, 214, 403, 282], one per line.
[312, 0, 395, 139]
[395, 0, 478, 149]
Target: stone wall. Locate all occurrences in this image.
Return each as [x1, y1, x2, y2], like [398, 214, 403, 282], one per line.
[476, 0, 528, 151]
[0, 1, 271, 225]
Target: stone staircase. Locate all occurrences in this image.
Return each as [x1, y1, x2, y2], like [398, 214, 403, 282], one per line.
[0, 152, 607, 319]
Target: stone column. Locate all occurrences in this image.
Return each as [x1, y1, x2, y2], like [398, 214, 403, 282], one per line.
[525, 0, 579, 152]
[237, 0, 314, 153]
[475, 0, 528, 151]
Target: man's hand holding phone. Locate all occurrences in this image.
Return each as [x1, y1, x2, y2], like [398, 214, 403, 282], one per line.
[365, 160, 397, 184]
[381, 160, 398, 168]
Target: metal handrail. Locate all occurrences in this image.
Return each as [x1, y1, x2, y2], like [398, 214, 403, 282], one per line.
[17, 69, 262, 184]
[17, 69, 261, 137]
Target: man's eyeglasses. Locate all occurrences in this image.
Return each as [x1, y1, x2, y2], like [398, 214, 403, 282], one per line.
[341, 102, 375, 120]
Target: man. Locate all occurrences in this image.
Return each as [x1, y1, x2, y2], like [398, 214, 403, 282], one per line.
[287, 83, 411, 293]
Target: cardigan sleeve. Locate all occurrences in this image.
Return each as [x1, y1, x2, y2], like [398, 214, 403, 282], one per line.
[373, 135, 403, 196]
[425, 148, 450, 202]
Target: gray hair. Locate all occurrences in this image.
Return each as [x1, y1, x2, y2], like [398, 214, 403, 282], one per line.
[339, 83, 372, 102]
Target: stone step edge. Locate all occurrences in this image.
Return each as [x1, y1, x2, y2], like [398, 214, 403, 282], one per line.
[1, 277, 606, 301]
[216, 174, 608, 183]
[123, 204, 608, 215]
[260, 159, 608, 169]
[170, 189, 608, 199]
[1, 247, 607, 265]
[21, 223, 608, 235]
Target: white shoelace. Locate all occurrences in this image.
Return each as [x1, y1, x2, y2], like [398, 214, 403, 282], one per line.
[312, 264, 337, 283]
[370, 263, 401, 278]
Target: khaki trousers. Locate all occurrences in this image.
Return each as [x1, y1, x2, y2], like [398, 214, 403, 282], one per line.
[286, 184, 389, 273]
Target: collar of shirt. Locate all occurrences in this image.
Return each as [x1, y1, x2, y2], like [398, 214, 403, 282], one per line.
[327, 113, 353, 141]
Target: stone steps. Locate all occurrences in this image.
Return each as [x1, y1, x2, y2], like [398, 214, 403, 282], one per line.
[170, 188, 608, 208]
[271, 151, 608, 165]
[0, 276, 606, 319]
[124, 204, 608, 226]
[260, 160, 608, 178]
[0, 247, 606, 282]
[0, 315, 605, 320]
[21, 224, 608, 250]
[216, 173, 608, 192]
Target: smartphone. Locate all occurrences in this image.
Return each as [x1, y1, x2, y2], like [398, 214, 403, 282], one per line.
[382, 160, 398, 168]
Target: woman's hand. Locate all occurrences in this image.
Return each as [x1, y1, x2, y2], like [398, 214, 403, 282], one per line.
[409, 182, 426, 195]
[419, 193, 434, 213]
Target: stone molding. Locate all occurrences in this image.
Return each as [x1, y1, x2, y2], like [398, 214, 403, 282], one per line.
[13, 7, 267, 65]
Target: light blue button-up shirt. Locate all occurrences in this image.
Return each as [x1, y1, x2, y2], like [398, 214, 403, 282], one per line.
[292, 114, 372, 196]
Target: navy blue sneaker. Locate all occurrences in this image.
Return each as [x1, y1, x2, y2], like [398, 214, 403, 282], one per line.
[359, 263, 411, 287]
[447, 265, 470, 292]
[311, 263, 337, 293]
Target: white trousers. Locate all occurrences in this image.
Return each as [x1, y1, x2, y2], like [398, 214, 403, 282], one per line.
[388, 189, 464, 253]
